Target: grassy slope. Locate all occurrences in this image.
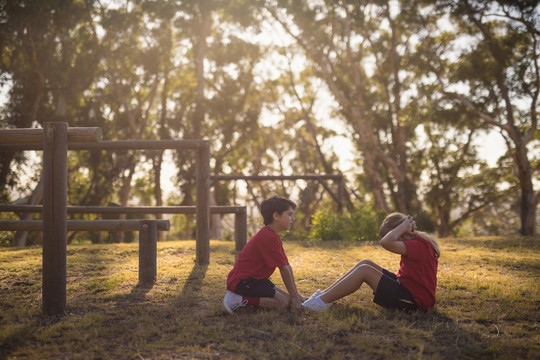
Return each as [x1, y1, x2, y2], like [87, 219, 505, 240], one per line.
[0, 237, 538, 360]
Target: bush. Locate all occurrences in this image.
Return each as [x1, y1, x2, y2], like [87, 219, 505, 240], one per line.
[0, 212, 17, 247]
[309, 208, 345, 241]
[309, 204, 385, 242]
[342, 205, 386, 241]
[281, 227, 310, 241]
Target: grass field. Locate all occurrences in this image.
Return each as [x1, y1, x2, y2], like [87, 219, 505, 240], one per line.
[0, 236, 538, 359]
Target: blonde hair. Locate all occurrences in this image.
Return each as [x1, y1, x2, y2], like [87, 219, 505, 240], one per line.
[379, 212, 440, 258]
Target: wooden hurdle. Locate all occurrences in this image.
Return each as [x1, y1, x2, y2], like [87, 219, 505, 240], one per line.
[0, 137, 212, 265]
[0, 205, 247, 251]
[0, 123, 212, 315]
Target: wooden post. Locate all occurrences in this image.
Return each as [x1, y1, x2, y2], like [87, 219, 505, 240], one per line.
[139, 220, 157, 284]
[338, 174, 344, 213]
[235, 207, 247, 251]
[196, 142, 210, 265]
[42, 122, 68, 316]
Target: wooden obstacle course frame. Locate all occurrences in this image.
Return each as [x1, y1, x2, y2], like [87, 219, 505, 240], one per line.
[0, 205, 247, 251]
[0, 123, 213, 315]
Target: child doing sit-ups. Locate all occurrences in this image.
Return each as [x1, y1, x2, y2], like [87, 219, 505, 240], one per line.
[303, 212, 440, 312]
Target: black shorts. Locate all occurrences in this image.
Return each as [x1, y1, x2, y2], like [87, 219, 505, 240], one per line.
[234, 278, 276, 298]
[373, 269, 419, 312]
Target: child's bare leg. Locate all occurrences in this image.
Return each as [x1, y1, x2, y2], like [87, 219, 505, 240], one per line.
[320, 262, 383, 304]
[258, 287, 289, 310]
[323, 259, 383, 294]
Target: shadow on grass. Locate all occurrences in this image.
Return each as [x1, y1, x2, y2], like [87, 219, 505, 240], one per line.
[173, 262, 209, 307]
[124, 281, 154, 304]
[0, 321, 40, 360]
[325, 303, 489, 359]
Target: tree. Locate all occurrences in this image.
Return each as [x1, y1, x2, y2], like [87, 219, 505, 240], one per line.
[429, 0, 540, 235]
[0, 0, 101, 246]
[268, 0, 430, 215]
[422, 120, 510, 236]
[0, 0, 100, 192]
[262, 50, 345, 228]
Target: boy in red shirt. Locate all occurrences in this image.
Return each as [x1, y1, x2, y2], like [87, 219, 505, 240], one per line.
[222, 196, 307, 314]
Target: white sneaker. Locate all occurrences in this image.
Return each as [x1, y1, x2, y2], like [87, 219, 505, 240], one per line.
[222, 290, 248, 314]
[303, 295, 331, 312]
[308, 289, 324, 300]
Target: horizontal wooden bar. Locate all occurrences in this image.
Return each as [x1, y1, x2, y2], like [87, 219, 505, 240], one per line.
[70, 140, 208, 151]
[0, 205, 245, 214]
[0, 139, 209, 151]
[0, 143, 44, 151]
[0, 127, 102, 144]
[0, 219, 170, 231]
[211, 174, 343, 181]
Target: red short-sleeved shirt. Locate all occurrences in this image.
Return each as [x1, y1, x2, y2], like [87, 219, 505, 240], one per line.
[397, 236, 438, 310]
[226, 226, 289, 292]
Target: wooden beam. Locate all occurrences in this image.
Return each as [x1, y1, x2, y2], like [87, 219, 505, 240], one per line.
[0, 219, 170, 231]
[0, 139, 208, 151]
[211, 174, 343, 181]
[0, 205, 246, 214]
[70, 140, 206, 150]
[0, 127, 102, 144]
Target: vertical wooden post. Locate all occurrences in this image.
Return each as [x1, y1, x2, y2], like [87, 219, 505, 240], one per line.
[139, 220, 157, 284]
[337, 174, 344, 213]
[42, 122, 68, 315]
[195, 141, 210, 264]
[235, 208, 247, 251]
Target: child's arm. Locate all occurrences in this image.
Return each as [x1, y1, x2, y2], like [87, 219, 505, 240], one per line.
[380, 215, 416, 256]
[279, 265, 304, 309]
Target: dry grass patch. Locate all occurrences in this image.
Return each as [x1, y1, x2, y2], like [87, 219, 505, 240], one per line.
[0, 236, 538, 359]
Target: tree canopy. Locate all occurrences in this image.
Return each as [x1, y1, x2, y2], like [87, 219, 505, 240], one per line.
[1, 0, 538, 245]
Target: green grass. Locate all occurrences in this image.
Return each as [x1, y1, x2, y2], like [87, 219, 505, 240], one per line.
[0, 237, 538, 359]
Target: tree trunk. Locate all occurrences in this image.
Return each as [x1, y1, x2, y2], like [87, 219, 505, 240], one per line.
[514, 142, 536, 236]
[209, 192, 222, 240]
[153, 152, 165, 242]
[115, 160, 136, 242]
[437, 205, 451, 238]
[193, 0, 209, 139]
[363, 151, 390, 213]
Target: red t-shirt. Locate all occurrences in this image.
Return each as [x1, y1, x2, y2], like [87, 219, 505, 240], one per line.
[397, 236, 438, 310]
[226, 226, 289, 292]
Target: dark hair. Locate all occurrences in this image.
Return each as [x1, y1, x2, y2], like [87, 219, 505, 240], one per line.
[260, 196, 297, 225]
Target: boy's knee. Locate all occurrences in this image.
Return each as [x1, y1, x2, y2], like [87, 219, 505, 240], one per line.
[355, 259, 372, 268]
